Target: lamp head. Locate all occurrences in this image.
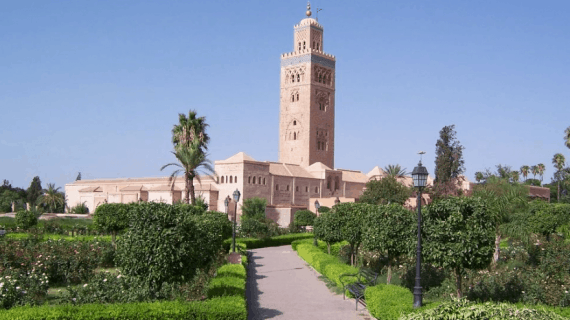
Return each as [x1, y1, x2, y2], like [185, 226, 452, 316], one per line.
[224, 196, 230, 209]
[314, 200, 320, 210]
[233, 189, 241, 202]
[412, 161, 429, 188]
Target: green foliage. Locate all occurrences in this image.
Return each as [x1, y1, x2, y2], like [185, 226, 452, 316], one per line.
[206, 264, 246, 298]
[317, 206, 330, 213]
[69, 202, 89, 214]
[14, 210, 38, 230]
[293, 242, 358, 289]
[240, 197, 266, 219]
[313, 211, 343, 253]
[423, 197, 495, 297]
[0, 269, 50, 309]
[36, 183, 65, 213]
[528, 202, 570, 238]
[238, 217, 270, 238]
[293, 210, 316, 227]
[115, 202, 222, 292]
[0, 190, 22, 213]
[26, 176, 42, 206]
[334, 202, 373, 266]
[434, 124, 465, 184]
[226, 233, 314, 251]
[362, 204, 415, 283]
[524, 178, 542, 187]
[365, 284, 414, 320]
[401, 299, 567, 320]
[359, 176, 411, 206]
[0, 297, 247, 319]
[93, 203, 130, 234]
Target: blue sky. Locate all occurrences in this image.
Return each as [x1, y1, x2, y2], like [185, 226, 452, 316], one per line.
[1, 0, 569, 190]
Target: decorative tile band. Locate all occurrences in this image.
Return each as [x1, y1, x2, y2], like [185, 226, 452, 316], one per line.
[281, 54, 335, 69]
[295, 25, 324, 33]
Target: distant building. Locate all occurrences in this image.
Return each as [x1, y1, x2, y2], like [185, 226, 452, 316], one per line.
[65, 4, 449, 226]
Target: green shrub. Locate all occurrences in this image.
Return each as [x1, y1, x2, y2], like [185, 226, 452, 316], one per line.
[225, 233, 314, 251]
[69, 202, 89, 214]
[294, 210, 316, 227]
[93, 203, 130, 244]
[0, 297, 247, 319]
[365, 284, 413, 320]
[294, 242, 358, 288]
[401, 299, 567, 320]
[14, 210, 37, 230]
[0, 269, 49, 309]
[238, 217, 270, 238]
[206, 264, 246, 299]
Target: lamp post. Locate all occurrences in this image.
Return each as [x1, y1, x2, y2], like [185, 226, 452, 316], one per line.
[411, 159, 429, 308]
[232, 189, 241, 253]
[224, 195, 231, 216]
[314, 200, 320, 246]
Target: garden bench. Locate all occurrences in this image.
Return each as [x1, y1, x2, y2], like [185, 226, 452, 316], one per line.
[340, 268, 379, 310]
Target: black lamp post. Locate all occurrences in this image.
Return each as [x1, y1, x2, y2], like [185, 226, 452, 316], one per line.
[314, 200, 320, 246]
[411, 159, 429, 308]
[224, 195, 231, 215]
[232, 189, 241, 253]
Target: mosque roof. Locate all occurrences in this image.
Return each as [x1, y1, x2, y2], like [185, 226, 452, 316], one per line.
[148, 185, 181, 192]
[306, 162, 332, 172]
[78, 186, 102, 192]
[120, 185, 146, 192]
[216, 152, 255, 163]
[339, 170, 368, 183]
[268, 163, 314, 179]
[366, 166, 386, 178]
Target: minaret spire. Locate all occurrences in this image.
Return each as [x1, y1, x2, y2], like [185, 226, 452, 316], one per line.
[306, 2, 312, 17]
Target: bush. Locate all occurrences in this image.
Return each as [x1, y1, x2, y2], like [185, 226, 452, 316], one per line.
[115, 202, 223, 292]
[294, 242, 358, 289]
[401, 299, 567, 320]
[0, 269, 49, 310]
[93, 203, 130, 244]
[238, 218, 270, 238]
[226, 233, 314, 251]
[0, 297, 247, 319]
[69, 202, 89, 214]
[401, 264, 447, 294]
[206, 264, 246, 298]
[365, 284, 414, 320]
[294, 210, 316, 228]
[14, 210, 37, 230]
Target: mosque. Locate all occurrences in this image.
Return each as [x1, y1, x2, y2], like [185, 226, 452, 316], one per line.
[65, 4, 450, 226]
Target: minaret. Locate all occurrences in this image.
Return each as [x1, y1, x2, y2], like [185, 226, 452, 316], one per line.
[279, 2, 336, 168]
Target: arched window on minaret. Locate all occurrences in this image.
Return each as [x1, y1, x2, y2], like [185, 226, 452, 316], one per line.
[235, 176, 237, 183]
[291, 75, 295, 83]
[298, 42, 301, 51]
[230, 176, 233, 183]
[319, 75, 322, 83]
[303, 41, 306, 50]
[221, 176, 224, 183]
[313, 41, 315, 49]
[291, 94, 294, 102]
[293, 132, 296, 140]
[297, 74, 300, 82]
[317, 43, 320, 51]
[296, 93, 299, 101]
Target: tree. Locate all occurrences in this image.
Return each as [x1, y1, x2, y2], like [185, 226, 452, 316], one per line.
[26, 176, 42, 207]
[434, 125, 465, 184]
[36, 183, 65, 213]
[0, 190, 21, 213]
[293, 209, 316, 230]
[472, 176, 528, 264]
[552, 153, 566, 201]
[383, 164, 408, 178]
[313, 211, 343, 254]
[510, 171, 520, 183]
[475, 172, 484, 183]
[362, 204, 415, 283]
[422, 197, 495, 298]
[241, 197, 267, 219]
[161, 143, 215, 205]
[520, 165, 530, 181]
[76, 172, 81, 181]
[565, 126, 570, 150]
[94, 203, 130, 246]
[531, 165, 539, 180]
[172, 110, 210, 151]
[334, 203, 371, 266]
[359, 176, 411, 206]
[537, 163, 546, 183]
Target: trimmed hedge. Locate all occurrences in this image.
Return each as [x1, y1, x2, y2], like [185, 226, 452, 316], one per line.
[293, 241, 358, 288]
[365, 284, 414, 320]
[0, 297, 246, 320]
[224, 233, 314, 251]
[207, 264, 246, 299]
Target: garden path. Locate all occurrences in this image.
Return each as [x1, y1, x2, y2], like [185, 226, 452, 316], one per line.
[246, 245, 373, 320]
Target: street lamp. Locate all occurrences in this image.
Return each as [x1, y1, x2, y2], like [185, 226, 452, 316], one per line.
[314, 200, 320, 246]
[232, 189, 241, 253]
[411, 158, 429, 308]
[224, 196, 231, 215]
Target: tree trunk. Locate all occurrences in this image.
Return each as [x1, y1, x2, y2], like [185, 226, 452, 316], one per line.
[188, 175, 196, 205]
[387, 260, 392, 284]
[493, 233, 501, 265]
[327, 242, 331, 255]
[350, 244, 354, 266]
[558, 182, 561, 202]
[112, 231, 117, 249]
[455, 269, 463, 298]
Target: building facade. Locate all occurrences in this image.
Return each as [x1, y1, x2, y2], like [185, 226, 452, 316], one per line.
[64, 4, 450, 227]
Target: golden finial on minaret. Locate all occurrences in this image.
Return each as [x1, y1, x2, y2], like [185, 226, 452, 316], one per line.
[306, 2, 312, 17]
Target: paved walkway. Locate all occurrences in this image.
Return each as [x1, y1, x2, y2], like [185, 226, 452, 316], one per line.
[246, 245, 373, 320]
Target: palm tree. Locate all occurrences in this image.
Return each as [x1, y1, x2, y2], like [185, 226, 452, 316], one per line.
[475, 172, 484, 183]
[564, 127, 570, 149]
[536, 163, 545, 183]
[161, 143, 215, 205]
[531, 165, 538, 180]
[520, 165, 530, 181]
[172, 110, 210, 151]
[383, 164, 407, 178]
[552, 153, 566, 201]
[510, 171, 520, 183]
[37, 183, 65, 213]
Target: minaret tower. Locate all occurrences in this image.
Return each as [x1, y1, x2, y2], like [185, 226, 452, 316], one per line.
[279, 2, 336, 168]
